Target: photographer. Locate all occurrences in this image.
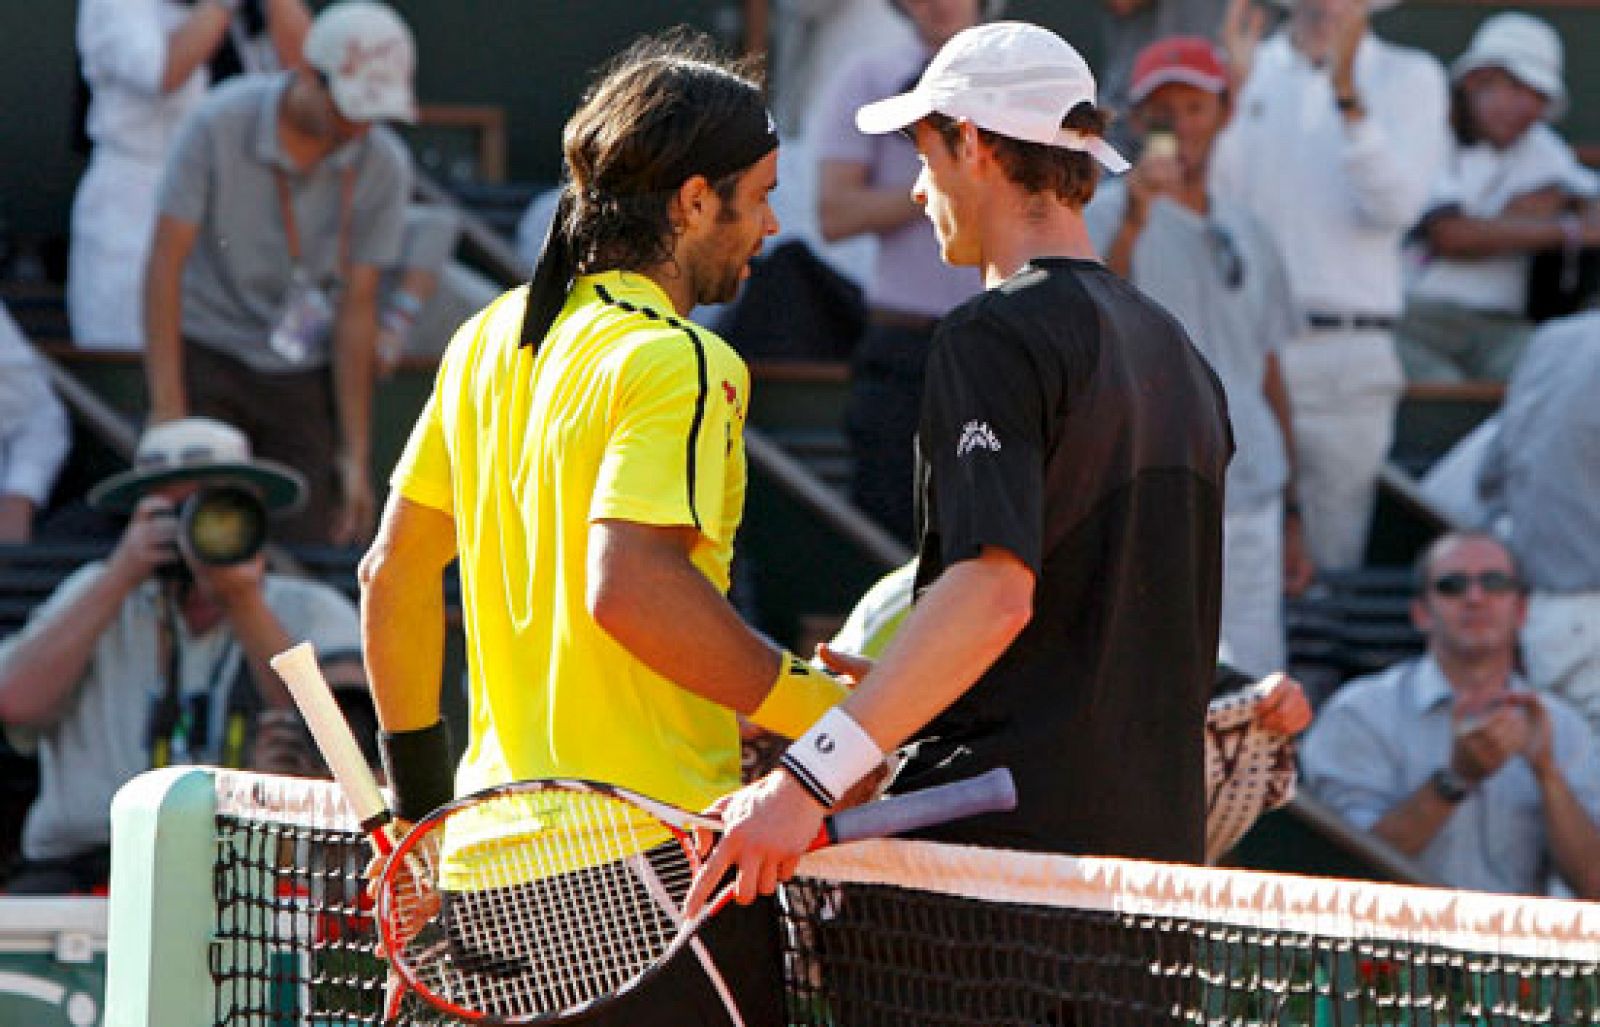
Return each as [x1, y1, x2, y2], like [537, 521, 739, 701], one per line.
[0, 418, 361, 894]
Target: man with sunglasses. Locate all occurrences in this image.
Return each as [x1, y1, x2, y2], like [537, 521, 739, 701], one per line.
[1302, 531, 1600, 898]
[1086, 36, 1312, 677]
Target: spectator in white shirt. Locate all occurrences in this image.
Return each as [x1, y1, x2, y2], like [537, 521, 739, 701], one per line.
[1396, 13, 1599, 384]
[1211, 0, 1449, 572]
[0, 305, 71, 543]
[68, 0, 309, 353]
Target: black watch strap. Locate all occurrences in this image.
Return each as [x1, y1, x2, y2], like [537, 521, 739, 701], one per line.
[1430, 766, 1473, 803]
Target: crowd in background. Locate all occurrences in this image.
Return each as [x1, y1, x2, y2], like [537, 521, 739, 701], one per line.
[0, 0, 1597, 902]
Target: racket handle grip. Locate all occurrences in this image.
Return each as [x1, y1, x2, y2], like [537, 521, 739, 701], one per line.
[819, 767, 1017, 847]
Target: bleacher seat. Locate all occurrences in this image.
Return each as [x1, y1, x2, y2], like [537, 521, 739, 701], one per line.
[1287, 566, 1425, 708]
[433, 180, 545, 243]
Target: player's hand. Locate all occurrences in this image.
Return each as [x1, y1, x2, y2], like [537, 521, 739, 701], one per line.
[110, 495, 181, 584]
[1222, 0, 1267, 92]
[1451, 696, 1530, 784]
[813, 642, 871, 684]
[364, 822, 438, 952]
[686, 770, 825, 918]
[331, 454, 376, 546]
[364, 823, 428, 1020]
[1253, 673, 1313, 736]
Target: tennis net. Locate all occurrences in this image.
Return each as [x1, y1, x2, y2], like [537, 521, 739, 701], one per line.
[108, 767, 1600, 1025]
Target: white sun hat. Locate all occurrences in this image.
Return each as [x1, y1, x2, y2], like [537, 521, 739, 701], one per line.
[1451, 12, 1567, 121]
[855, 21, 1129, 173]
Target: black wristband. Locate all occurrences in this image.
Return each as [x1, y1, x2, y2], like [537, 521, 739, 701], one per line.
[378, 719, 455, 822]
[1429, 766, 1472, 804]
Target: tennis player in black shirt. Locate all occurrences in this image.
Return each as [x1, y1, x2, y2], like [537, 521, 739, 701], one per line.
[693, 21, 1231, 903]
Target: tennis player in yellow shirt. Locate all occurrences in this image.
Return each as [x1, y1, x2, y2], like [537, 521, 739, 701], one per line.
[357, 33, 848, 1027]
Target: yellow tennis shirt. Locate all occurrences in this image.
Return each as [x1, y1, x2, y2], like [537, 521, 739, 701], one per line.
[392, 271, 750, 820]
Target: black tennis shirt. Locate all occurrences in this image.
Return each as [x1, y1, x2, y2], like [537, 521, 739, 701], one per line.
[898, 257, 1233, 864]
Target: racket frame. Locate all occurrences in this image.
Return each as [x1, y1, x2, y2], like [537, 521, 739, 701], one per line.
[374, 768, 1016, 1024]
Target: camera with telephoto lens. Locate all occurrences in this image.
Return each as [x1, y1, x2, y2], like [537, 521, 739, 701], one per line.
[173, 485, 269, 568]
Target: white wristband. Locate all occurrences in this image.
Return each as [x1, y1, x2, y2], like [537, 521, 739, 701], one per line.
[779, 707, 884, 809]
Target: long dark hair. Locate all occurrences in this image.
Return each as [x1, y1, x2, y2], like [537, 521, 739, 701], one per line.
[521, 31, 774, 346]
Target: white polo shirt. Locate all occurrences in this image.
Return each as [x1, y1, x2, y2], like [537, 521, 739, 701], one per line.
[1211, 32, 1450, 319]
[1410, 123, 1599, 314]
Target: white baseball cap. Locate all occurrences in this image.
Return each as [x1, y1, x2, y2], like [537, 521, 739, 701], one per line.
[304, 1, 418, 124]
[855, 21, 1129, 173]
[1451, 12, 1566, 120]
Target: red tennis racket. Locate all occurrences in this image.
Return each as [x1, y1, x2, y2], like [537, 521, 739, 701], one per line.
[271, 642, 1016, 1025]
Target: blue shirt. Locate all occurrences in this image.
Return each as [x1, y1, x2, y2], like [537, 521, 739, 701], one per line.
[1302, 656, 1600, 896]
[1479, 312, 1600, 593]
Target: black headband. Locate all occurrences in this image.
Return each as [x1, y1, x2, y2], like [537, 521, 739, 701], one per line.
[518, 106, 778, 349]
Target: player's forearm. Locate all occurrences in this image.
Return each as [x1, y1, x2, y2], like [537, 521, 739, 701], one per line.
[588, 521, 779, 714]
[843, 550, 1033, 754]
[1536, 768, 1600, 899]
[361, 555, 447, 732]
[360, 495, 456, 732]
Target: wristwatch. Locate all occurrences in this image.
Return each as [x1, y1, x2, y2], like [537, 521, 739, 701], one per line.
[1335, 92, 1364, 115]
[1429, 766, 1473, 803]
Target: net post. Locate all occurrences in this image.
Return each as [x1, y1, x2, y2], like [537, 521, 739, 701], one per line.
[106, 766, 218, 1026]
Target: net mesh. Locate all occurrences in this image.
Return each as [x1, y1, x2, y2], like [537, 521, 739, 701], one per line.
[205, 772, 1600, 1026]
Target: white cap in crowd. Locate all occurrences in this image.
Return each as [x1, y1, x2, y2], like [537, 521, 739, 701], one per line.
[1451, 12, 1567, 120]
[855, 21, 1129, 173]
[304, 1, 418, 124]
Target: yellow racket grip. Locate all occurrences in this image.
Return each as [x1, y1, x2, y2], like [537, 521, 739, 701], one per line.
[749, 651, 850, 739]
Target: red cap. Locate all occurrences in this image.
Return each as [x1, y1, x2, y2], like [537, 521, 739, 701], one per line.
[1129, 36, 1229, 105]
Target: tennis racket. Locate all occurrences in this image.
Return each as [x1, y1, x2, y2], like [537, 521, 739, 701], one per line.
[270, 641, 1016, 1025]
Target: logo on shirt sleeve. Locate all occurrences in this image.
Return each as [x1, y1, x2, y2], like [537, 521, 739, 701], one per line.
[956, 420, 1002, 458]
[721, 379, 745, 421]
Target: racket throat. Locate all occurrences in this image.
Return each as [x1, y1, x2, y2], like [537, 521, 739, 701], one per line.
[632, 852, 747, 1027]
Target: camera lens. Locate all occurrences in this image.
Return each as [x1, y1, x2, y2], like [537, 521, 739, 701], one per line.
[179, 486, 268, 566]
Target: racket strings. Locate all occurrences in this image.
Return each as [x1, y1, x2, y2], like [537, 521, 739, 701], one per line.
[382, 789, 699, 1021]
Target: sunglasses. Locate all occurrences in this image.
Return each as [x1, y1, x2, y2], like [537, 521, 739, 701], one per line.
[1429, 570, 1523, 597]
[1205, 223, 1245, 290]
